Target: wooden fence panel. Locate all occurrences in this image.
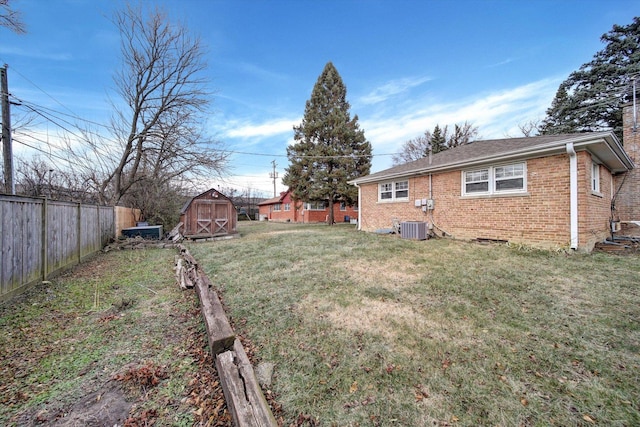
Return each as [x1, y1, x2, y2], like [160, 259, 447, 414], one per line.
[0, 196, 116, 302]
[0, 196, 43, 299]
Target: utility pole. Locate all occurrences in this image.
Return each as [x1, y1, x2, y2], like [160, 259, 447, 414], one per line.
[1, 65, 14, 194]
[269, 160, 278, 197]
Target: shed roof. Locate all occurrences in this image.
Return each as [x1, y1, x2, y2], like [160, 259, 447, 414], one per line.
[350, 131, 634, 185]
[180, 188, 234, 214]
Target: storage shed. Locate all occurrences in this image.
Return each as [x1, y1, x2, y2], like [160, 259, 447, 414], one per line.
[179, 189, 237, 238]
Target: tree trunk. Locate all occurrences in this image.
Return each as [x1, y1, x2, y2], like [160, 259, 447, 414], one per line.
[327, 198, 335, 225]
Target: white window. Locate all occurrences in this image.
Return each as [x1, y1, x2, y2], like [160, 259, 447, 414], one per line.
[284, 203, 291, 211]
[592, 162, 600, 193]
[462, 163, 526, 196]
[378, 180, 409, 202]
[273, 203, 281, 211]
[306, 201, 326, 210]
[340, 201, 346, 211]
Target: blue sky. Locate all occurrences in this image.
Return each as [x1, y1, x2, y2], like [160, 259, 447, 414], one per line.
[2, 0, 638, 197]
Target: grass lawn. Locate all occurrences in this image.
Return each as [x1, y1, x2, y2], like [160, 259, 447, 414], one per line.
[188, 221, 640, 426]
[0, 249, 231, 426]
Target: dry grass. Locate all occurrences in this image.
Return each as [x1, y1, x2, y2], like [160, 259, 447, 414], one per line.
[189, 221, 640, 426]
[0, 249, 230, 426]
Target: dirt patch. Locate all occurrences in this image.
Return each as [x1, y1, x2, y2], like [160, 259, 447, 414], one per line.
[55, 380, 131, 427]
[12, 380, 131, 427]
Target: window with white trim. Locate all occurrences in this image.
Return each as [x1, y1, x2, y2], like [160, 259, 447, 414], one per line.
[378, 180, 409, 201]
[462, 162, 526, 196]
[273, 203, 281, 211]
[340, 201, 346, 211]
[306, 201, 326, 210]
[284, 203, 291, 211]
[591, 162, 600, 193]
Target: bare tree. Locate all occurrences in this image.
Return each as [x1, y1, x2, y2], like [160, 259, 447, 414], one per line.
[448, 121, 479, 148]
[66, 3, 228, 207]
[393, 121, 479, 165]
[0, 0, 26, 34]
[392, 130, 432, 165]
[516, 119, 542, 137]
[15, 156, 97, 202]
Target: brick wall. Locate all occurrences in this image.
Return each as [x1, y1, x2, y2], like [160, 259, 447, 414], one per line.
[259, 199, 358, 223]
[614, 104, 640, 226]
[359, 152, 613, 250]
[303, 203, 358, 223]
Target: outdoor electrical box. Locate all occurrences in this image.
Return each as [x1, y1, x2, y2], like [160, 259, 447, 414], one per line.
[426, 199, 435, 210]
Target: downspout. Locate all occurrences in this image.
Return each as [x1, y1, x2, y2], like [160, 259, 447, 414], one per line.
[356, 184, 362, 230]
[566, 143, 578, 250]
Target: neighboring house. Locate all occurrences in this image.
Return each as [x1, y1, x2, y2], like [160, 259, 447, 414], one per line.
[258, 189, 359, 223]
[350, 130, 635, 251]
[258, 190, 302, 222]
[179, 188, 237, 238]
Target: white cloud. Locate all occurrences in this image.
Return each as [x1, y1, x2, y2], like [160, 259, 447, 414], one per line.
[360, 78, 561, 171]
[359, 75, 432, 105]
[220, 117, 299, 139]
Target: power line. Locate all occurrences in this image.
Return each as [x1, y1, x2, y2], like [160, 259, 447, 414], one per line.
[12, 137, 89, 169]
[3, 63, 81, 119]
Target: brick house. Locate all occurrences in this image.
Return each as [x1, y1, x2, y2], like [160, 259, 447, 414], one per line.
[258, 190, 302, 222]
[614, 103, 640, 230]
[350, 130, 635, 251]
[258, 189, 359, 223]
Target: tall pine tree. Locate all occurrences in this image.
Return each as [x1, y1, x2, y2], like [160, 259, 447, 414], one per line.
[540, 17, 640, 140]
[283, 62, 372, 224]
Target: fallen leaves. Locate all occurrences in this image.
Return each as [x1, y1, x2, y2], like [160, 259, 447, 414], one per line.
[414, 385, 430, 402]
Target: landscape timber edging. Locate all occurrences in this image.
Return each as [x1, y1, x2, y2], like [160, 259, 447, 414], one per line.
[175, 245, 277, 427]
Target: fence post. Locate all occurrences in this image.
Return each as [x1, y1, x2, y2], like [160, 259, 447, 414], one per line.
[77, 202, 82, 263]
[42, 197, 48, 281]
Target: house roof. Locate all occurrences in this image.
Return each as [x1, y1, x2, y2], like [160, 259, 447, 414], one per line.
[257, 190, 290, 206]
[350, 131, 634, 185]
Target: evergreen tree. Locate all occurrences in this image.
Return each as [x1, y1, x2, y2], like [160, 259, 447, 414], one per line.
[431, 125, 447, 153]
[283, 62, 372, 224]
[540, 17, 640, 140]
[392, 122, 478, 165]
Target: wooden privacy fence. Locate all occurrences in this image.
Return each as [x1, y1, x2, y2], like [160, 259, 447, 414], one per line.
[0, 195, 115, 302]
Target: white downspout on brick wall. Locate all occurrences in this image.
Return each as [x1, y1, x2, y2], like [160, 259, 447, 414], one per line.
[356, 184, 362, 231]
[566, 142, 578, 249]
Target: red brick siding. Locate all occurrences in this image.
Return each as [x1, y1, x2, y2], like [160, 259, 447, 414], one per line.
[615, 104, 640, 225]
[259, 198, 358, 223]
[359, 152, 613, 250]
[303, 203, 358, 223]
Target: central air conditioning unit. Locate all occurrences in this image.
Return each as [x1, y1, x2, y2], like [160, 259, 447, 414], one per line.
[400, 221, 428, 240]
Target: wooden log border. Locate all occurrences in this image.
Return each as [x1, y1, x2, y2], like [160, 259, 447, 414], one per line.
[175, 244, 277, 427]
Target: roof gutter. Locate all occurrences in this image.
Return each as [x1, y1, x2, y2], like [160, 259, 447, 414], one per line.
[566, 142, 578, 250]
[349, 133, 633, 186]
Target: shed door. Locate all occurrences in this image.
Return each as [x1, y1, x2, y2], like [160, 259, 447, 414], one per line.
[214, 203, 229, 234]
[196, 202, 212, 234]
